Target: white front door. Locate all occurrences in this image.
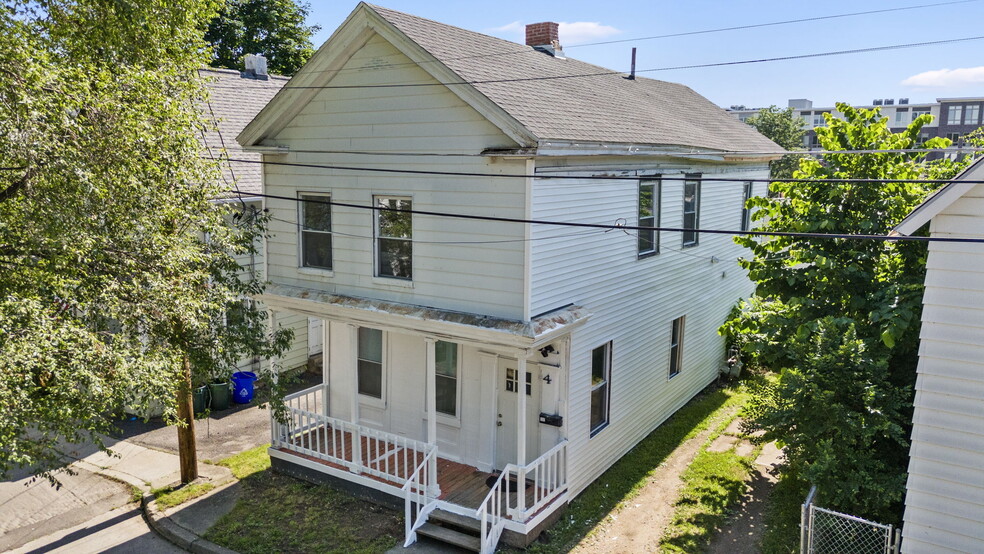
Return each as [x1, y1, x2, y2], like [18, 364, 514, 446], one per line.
[495, 359, 540, 469]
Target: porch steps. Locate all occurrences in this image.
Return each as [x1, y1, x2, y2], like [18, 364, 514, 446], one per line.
[417, 509, 482, 552]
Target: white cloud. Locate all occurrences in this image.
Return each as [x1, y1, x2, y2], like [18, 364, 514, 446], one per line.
[901, 66, 984, 88]
[485, 21, 621, 45]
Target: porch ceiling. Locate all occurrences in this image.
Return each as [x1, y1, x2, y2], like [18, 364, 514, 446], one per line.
[258, 284, 590, 349]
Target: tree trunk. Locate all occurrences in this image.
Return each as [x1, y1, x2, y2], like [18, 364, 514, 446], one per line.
[177, 353, 198, 483]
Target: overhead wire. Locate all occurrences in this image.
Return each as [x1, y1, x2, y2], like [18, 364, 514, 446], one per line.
[249, 192, 984, 244]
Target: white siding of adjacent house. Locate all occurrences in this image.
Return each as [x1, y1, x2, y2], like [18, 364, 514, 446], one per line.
[903, 184, 984, 554]
[263, 33, 530, 321]
[529, 161, 768, 496]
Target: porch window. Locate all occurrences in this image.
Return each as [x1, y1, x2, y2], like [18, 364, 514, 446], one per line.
[358, 327, 383, 399]
[740, 181, 753, 232]
[669, 316, 685, 378]
[375, 196, 412, 280]
[435, 341, 458, 417]
[682, 174, 701, 247]
[638, 180, 660, 257]
[590, 342, 612, 436]
[299, 194, 332, 269]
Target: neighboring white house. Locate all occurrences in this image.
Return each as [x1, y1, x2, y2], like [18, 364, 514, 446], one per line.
[237, 3, 780, 551]
[893, 157, 984, 554]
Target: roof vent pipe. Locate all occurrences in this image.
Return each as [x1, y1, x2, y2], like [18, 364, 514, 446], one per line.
[526, 22, 566, 59]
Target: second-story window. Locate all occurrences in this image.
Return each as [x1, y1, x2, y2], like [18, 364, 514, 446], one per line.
[740, 181, 753, 232]
[374, 196, 412, 280]
[966, 105, 981, 126]
[638, 180, 660, 257]
[947, 105, 963, 125]
[300, 194, 332, 270]
[682, 174, 701, 247]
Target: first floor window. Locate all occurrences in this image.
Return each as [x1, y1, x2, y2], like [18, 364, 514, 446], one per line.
[375, 196, 412, 279]
[894, 109, 908, 125]
[682, 174, 701, 247]
[435, 341, 458, 416]
[740, 181, 753, 232]
[300, 194, 332, 269]
[358, 327, 383, 399]
[590, 342, 612, 436]
[638, 180, 660, 256]
[669, 316, 685, 378]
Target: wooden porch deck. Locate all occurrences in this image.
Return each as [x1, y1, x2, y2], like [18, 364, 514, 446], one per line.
[281, 423, 540, 512]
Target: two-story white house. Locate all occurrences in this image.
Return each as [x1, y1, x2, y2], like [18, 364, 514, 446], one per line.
[237, 4, 780, 551]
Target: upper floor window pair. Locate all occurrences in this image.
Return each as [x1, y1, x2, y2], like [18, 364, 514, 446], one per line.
[299, 194, 413, 280]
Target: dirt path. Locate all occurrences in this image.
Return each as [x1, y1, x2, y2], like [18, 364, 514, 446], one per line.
[570, 409, 738, 554]
[707, 441, 783, 554]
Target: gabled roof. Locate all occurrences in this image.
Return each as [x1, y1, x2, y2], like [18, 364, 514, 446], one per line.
[240, 3, 780, 154]
[893, 156, 984, 236]
[199, 68, 287, 196]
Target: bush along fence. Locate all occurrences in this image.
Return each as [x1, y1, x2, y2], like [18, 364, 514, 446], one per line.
[801, 486, 901, 554]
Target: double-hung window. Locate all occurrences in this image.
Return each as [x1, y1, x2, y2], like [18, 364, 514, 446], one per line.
[638, 180, 660, 257]
[374, 196, 412, 280]
[682, 174, 701, 247]
[669, 316, 685, 378]
[894, 109, 908, 125]
[740, 181, 753, 232]
[590, 342, 612, 436]
[966, 105, 981, 126]
[300, 194, 332, 269]
[435, 341, 458, 417]
[358, 327, 383, 399]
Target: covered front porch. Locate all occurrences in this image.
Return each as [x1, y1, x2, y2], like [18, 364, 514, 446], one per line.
[260, 285, 590, 552]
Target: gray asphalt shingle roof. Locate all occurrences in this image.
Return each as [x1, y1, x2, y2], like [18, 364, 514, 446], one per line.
[201, 68, 287, 195]
[370, 4, 780, 153]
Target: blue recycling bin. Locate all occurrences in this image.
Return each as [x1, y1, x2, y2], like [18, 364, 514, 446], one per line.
[231, 371, 258, 404]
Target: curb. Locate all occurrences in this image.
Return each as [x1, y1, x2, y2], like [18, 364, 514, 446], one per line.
[141, 491, 239, 554]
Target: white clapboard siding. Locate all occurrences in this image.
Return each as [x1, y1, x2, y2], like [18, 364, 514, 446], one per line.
[275, 311, 310, 373]
[264, 33, 529, 320]
[903, 185, 984, 554]
[530, 163, 768, 496]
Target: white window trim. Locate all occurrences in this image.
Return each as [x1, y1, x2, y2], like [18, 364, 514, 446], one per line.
[740, 181, 753, 232]
[357, 327, 387, 409]
[298, 192, 333, 272]
[638, 179, 660, 258]
[434, 341, 462, 425]
[682, 175, 701, 248]
[589, 341, 612, 437]
[373, 195, 413, 281]
[669, 316, 685, 379]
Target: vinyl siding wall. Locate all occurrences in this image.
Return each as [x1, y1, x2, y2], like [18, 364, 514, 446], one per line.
[263, 33, 529, 320]
[529, 160, 768, 496]
[902, 184, 984, 554]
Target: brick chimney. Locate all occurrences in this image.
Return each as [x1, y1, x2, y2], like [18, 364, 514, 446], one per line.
[526, 22, 565, 58]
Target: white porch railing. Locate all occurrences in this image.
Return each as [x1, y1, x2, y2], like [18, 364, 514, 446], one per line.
[273, 384, 435, 487]
[402, 448, 439, 547]
[477, 470, 509, 554]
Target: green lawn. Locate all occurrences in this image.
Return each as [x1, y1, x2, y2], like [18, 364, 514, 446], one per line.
[528, 379, 752, 553]
[760, 472, 811, 554]
[205, 447, 402, 554]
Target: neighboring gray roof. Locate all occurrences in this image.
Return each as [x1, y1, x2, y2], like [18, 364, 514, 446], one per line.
[369, 4, 780, 153]
[200, 68, 287, 195]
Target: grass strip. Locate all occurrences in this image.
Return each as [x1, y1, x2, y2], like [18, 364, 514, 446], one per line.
[760, 472, 810, 554]
[152, 482, 216, 510]
[217, 442, 271, 479]
[528, 380, 751, 553]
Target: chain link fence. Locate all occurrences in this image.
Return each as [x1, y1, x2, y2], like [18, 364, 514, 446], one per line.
[801, 486, 901, 554]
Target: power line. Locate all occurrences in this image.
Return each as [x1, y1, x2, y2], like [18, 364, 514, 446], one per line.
[566, 0, 979, 47]
[224, 157, 984, 185]
[250, 191, 984, 244]
[257, 35, 984, 90]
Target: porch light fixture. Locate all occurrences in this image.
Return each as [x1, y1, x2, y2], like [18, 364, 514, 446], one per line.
[539, 345, 556, 357]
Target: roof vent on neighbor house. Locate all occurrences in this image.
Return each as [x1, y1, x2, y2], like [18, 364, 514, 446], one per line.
[242, 54, 269, 80]
[526, 22, 566, 59]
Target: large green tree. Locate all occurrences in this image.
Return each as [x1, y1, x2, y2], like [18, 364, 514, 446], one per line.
[0, 0, 291, 483]
[723, 104, 969, 522]
[206, 0, 320, 76]
[745, 105, 807, 179]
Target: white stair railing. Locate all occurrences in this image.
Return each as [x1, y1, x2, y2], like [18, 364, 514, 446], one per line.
[402, 447, 439, 547]
[477, 468, 511, 554]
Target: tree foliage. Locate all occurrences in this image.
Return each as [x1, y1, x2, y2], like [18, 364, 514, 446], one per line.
[722, 104, 969, 522]
[745, 106, 807, 179]
[206, 0, 320, 76]
[0, 0, 291, 482]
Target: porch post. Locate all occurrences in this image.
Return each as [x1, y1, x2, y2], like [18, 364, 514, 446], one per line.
[321, 319, 329, 417]
[348, 323, 362, 473]
[269, 310, 279, 446]
[516, 355, 527, 518]
[425, 337, 439, 495]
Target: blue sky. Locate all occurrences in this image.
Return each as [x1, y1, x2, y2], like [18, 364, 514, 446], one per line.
[303, 0, 984, 109]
